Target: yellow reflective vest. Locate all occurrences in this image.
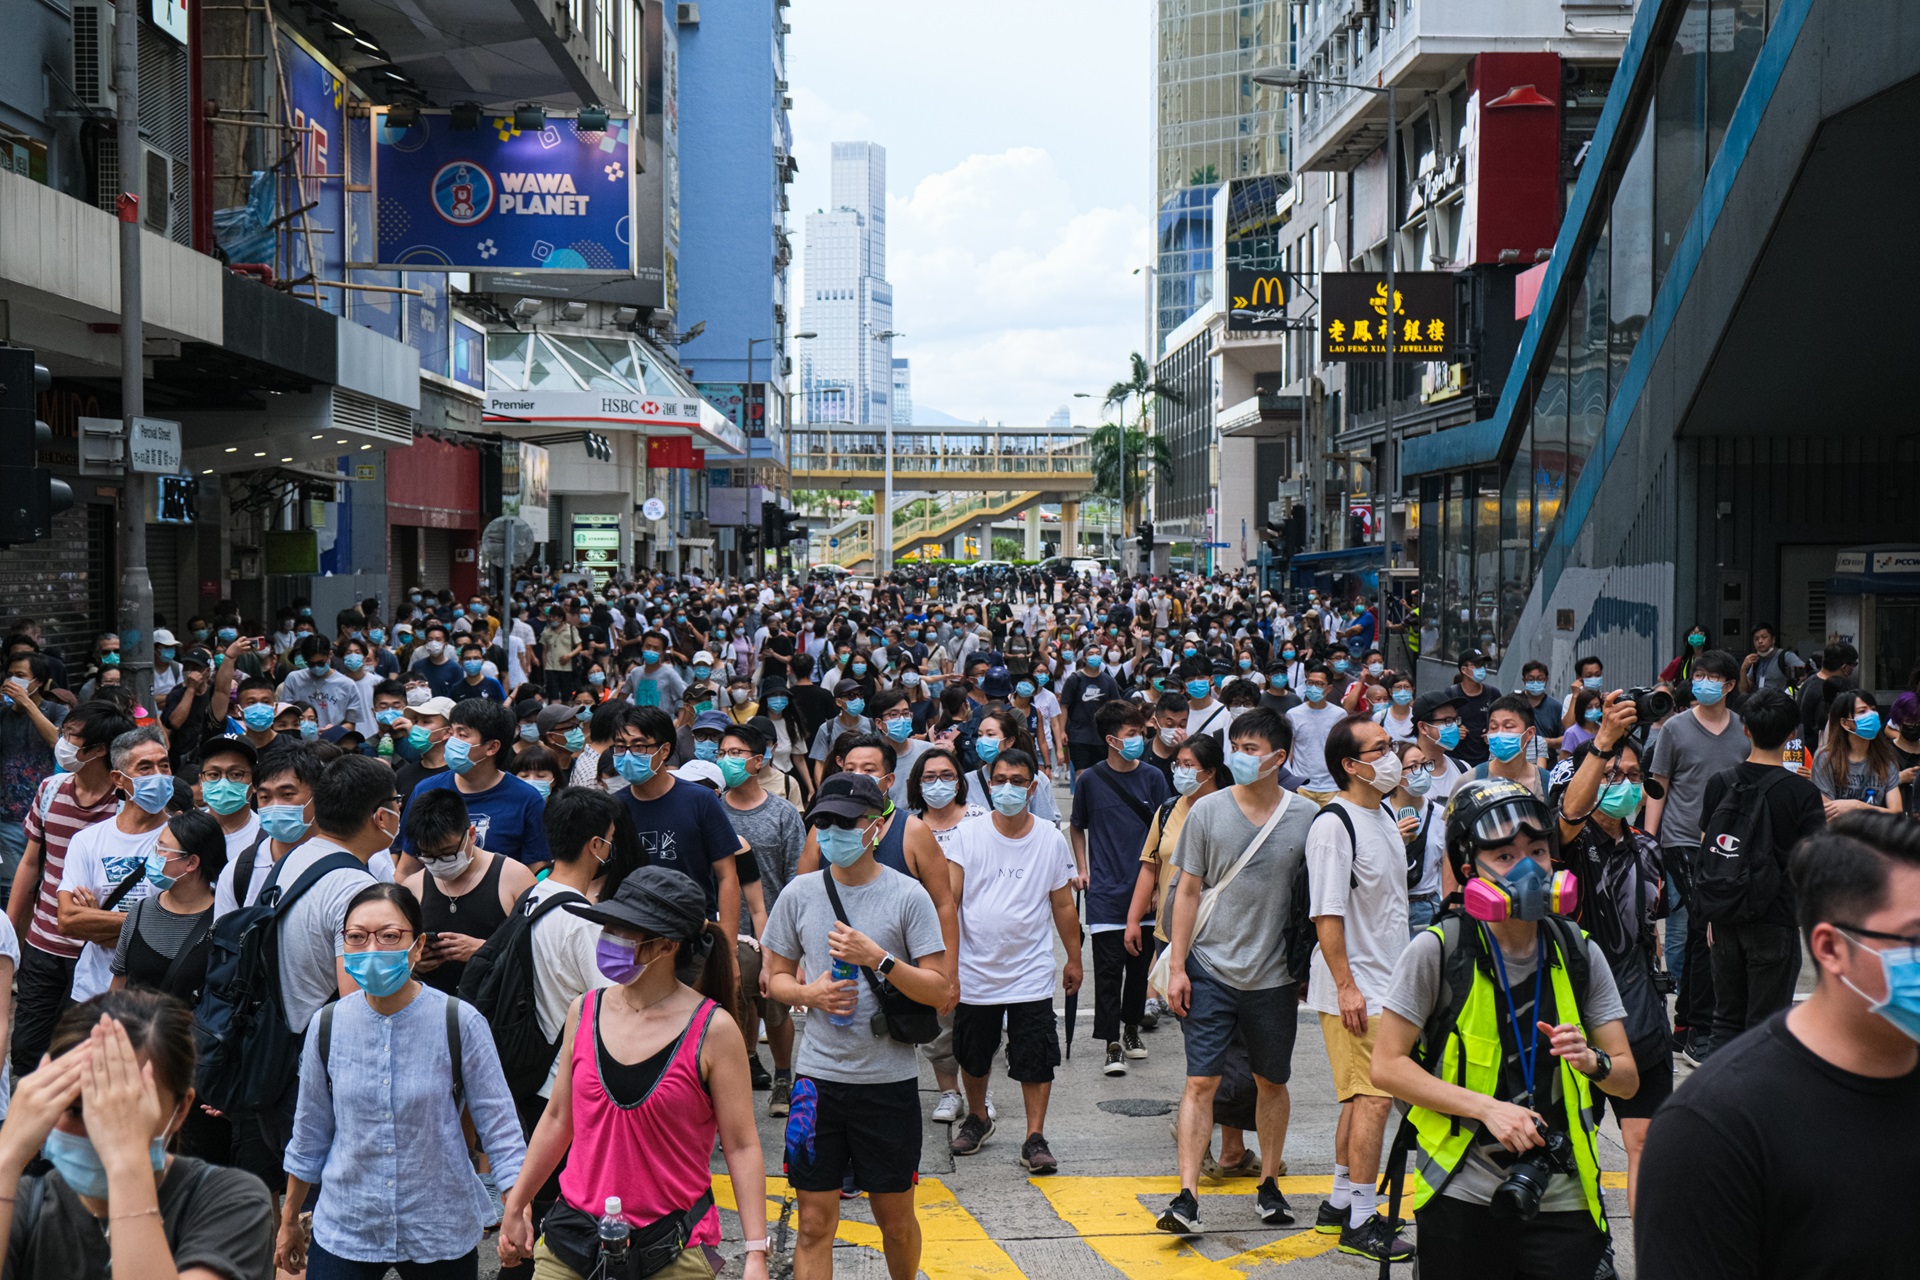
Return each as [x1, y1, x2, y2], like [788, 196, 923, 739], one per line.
[1404, 915, 1608, 1232]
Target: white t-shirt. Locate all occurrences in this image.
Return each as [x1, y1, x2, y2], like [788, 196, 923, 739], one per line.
[0, 914, 17, 1117]
[945, 814, 1072, 1004]
[1375, 705, 1417, 743]
[1185, 701, 1232, 748]
[1286, 702, 1350, 791]
[507, 632, 531, 688]
[1304, 798, 1411, 1016]
[59, 819, 160, 1002]
[524, 879, 614, 1097]
[212, 814, 270, 918]
[271, 838, 378, 1033]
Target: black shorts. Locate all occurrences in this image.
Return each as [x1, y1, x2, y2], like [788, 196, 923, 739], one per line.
[952, 999, 1061, 1083]
[783, 1076, 921, 1195]
[1596, 1045, 1674, 1122]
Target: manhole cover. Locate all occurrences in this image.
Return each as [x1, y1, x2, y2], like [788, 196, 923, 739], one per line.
[1098, 1098, 1176, 1117]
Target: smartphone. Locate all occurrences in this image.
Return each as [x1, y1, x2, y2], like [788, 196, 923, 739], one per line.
[423, 931, 441, 950]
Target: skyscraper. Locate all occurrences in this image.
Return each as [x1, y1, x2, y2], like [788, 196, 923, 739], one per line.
[800, 141, 895, 425]
[892, 358, 913, 426]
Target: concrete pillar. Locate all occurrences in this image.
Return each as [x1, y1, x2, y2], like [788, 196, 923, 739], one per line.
[1024, 507, 1042, 559]
[1061, 502, 1080, 558]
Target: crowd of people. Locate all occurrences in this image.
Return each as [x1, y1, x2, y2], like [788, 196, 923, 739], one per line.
[0, 567, 1910, 1280]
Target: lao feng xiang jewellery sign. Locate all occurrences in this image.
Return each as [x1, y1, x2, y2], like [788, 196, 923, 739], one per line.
[370, 110, 636, 273]
[1319, 272, 1457, 362]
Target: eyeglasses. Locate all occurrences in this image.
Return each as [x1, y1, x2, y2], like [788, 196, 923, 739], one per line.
[1353, 742, 1393, 761]
[1838, 924, 1920, 950]
[342, 927, 415, 950]
[615, 741, 664, 753]
[200, 767, 252, 783]
[1602, 769, 1643, 787]
[718, 749, 758, 761]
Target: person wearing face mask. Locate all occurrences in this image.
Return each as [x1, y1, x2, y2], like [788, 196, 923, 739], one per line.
[807, 680, 874, 790]
[0, 651, 65, 900]
[1059, 646, 1123, 778]
[1370, 779, 1637, 1280]
[725, 676, 760, 725]
[58, 729, 182, 1007]
[409, 622, 467, 700]
[1157, 709, 1313, 1239]
[532, 702, 586, 780]
[761, 773, 949, 1278]
[212, 659, 284, 754]
[1285, 665, 1348, 806]
[1636, 811, 1920, 1280]
[393, 697, 457, 800]
[401, 788, 536, 998]
[192, 735, 261, 878]
[1371, 672, 1417, 743]
[1517, 660, 1566, 764]
[396, 700, 552, 876]
[279, 881, 526, 1279]
[275, 635, 362, 735]
[1175, 658, 1231, 750]
[1659, 621, 1715, 689]
[1644, 648, 1748, 1064]
[0, 990, 276, 1280]
[212, 743, 319, 918]
[1445, 649, 1497, 768]
[107, 807, 223, 1018]
[1465, 696, 1553, 799]
[1812, 689, 1905, 819]
[1143, 693, 1188, 787]
[1068, 701, 1171, 1076]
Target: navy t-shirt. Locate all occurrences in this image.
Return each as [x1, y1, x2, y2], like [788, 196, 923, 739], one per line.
[1070, 760, 1171, 927]
[397, 770, 551, 865]
[616, 778, 746, 918]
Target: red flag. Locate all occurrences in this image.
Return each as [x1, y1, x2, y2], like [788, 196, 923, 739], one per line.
[646, 436, 697, 469]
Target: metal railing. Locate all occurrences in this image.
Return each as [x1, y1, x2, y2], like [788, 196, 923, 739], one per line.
[811, 489, 1040, 568]
[790, 445, 1093, 478]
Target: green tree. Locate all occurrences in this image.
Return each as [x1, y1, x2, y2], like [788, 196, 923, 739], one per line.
[991, 536, 1025, 561]
[1101, 352, 1183, 525]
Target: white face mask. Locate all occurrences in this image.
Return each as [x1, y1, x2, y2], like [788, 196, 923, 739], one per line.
[731, 689, 752, 705]
[1158, 726, 1181, 745]
[423, 840, 474, 882]
[1362, 750, 1404, 795]
[405, 687, 430, 707]
[425, 639, 446, 657]
[54, 737, 84, 772]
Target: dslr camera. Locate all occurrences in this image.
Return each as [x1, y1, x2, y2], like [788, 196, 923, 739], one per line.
[1490, 1120, 1578, 1221]
[1623, 686, 1675, 726]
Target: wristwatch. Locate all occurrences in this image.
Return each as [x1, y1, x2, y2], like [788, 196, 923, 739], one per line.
[877, 952, 898, 977]
[1590, 740, 1623, 761]
[1582, 1048, 1613, 1082]
[741, 1239, 770, 1253]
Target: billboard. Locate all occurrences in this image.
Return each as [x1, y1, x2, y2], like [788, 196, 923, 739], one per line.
[1226, 268, 1298, 334]
[370, 110, 636, 273]
[502, 442, 550, 543]
[1319, 272, 1458, 362]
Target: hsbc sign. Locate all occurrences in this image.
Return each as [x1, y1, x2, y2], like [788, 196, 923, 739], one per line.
[483, 388, 747, 457]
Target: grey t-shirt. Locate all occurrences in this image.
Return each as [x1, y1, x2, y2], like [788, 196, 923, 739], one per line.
[272, 839, 378, 1032]
[1171, 788, 1317, 991]
[1383, 926, 1626, 1214]
[1811, 751, 1900, 803]
[761, 866, 945, 1084]
[887, 737, 935, 809]
[1649, 709, 1749, 848]
[725, 791, 807, 934]
[7, 1155, 274, 1279]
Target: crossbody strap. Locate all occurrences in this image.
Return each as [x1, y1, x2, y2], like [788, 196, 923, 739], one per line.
[1192, 790, 1292, 936]
[1087, 763, 1156, 826]
[820, 869, 894, 1012]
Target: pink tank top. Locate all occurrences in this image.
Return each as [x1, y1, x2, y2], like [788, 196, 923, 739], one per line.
[558, 991, 721, 1243]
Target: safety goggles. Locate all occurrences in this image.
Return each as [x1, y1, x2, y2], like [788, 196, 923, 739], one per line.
[1463, 798, 1555, 849]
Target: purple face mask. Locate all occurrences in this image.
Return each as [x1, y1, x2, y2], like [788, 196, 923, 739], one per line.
[595, 937, 648, 984]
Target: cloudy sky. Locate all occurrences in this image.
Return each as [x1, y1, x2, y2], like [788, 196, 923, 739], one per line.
[787, 0, 1152, 428]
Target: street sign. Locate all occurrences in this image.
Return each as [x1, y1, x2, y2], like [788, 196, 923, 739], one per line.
[641, 497, 667, 522]
[1204, 541, 1231, 548]
[127, 418, 181, 475]
[829, 537, 840, 548]
[354, 463, 378, 481]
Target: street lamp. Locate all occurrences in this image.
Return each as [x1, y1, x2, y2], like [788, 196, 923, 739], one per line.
[1253, 66, 1399, 653]
[869, 327, 903, 575]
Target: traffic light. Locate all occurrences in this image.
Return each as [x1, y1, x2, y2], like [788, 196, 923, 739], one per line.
[773, 507, 807, 546]
[0, 348, 74, 547]
[761, 500, 780, 550]
[582, 432, 612, 462]
[1136, 521, 1155, 553]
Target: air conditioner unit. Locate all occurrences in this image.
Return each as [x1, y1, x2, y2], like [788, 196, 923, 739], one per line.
[677, 2, 700, 24]
[143, 146, 176, 237]
[73, 0, 117, 112]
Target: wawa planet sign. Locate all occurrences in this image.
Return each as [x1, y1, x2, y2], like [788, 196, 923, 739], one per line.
[371, 109, 636, 273]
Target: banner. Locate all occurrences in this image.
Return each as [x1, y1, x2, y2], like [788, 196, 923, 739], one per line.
[1320, 272, 1457, 362]
[371, 110, 635, 272]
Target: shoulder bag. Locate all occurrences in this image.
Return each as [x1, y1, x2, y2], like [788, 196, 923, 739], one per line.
[1149, 790, 1292, 997]
[820, 870, 940, 1045]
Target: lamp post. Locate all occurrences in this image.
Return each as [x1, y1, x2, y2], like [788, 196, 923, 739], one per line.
[870, 328, 903, 576]
[1254, 66, 1398, 651]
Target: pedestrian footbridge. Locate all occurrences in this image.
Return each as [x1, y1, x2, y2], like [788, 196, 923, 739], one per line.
[788, 427, 1096, 493]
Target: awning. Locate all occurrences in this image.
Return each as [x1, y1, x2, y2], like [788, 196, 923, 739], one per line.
[482, 332, 747, 457]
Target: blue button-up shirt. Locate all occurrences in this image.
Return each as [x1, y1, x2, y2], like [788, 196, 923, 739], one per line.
[284, 985, 525, 1264]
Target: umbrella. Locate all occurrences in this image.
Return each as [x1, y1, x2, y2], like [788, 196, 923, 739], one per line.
[1063, 889, 1084, 1058]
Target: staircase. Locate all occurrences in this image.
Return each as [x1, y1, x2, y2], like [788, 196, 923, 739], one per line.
[812, 490, 1044, 572]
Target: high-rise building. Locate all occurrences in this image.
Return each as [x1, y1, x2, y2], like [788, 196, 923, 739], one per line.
[800, 141, 894, 425]
[892, 358, 913, 426]
[1153, 0, 1289, 356]
[1047, 406, 1071, 430]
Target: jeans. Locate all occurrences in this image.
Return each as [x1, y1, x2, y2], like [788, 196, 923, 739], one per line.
[1708, 918, 1802, 1046]
[307, 1241, 476, 1279]
[10, 945, 76, 1084]
[1090, 929, 1151, 1043]
[1663, 877, 1687, 980]
[1408, 895, 1439, 937]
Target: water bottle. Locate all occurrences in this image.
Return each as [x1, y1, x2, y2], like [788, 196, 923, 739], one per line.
[828, 959, 857, 1027]
[598, 1196, 630, 1265]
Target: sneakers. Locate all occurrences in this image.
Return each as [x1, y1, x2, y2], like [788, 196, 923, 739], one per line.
[931, 1089, 964, 1124]
[1122, 1025, 1148, 1060]
[1595, 1241, 1620, 1280]
[1140, 997, 1163, 1031]
[1313, 1199, 1346, 1234]
[1256, 1176, 1295, 1226]
[1103, 1042, 1127, 1076]
[1680, 1034, 1717, 1068]
[1156, 1188, 1203, 1236]
[950, 1113, 994, 1157]
[768, 1077, 791, 1118]
[985, 1091, 999, 1122]
[748, 1054, 772, 1091]
[1338, 1215, 1414, 1262]
[1020, 1133, 1059, 1175]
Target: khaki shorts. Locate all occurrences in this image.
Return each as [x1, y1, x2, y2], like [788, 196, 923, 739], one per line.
[1318, 1012, 1390, 1101]
[534, 1238, 720, 1280]
[736, 939, 791, 1029]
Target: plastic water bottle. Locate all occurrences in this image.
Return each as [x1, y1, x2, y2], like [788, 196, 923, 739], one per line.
[828, 959, 857, 1027]
[598, 1196, 630, 1265]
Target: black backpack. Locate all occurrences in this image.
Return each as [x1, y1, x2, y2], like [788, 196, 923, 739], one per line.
[1692, 768, 1790, 925]
[192, 851, 363, 1113]
[1281, 803, 1364, 983]
[458, 884, 584, 1096]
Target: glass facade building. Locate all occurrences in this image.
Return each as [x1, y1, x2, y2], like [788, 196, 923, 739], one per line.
[799, 142, 894, 426]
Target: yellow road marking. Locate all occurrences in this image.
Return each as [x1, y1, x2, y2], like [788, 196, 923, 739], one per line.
[715, 1176, 1027, 1280]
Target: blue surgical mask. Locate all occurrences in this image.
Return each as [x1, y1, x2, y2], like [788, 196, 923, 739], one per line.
[159, 647, 176, 663]
[767, 696, 789, 713]
[589, 672, 607, 686]
[525, 778, 552, 799]
[693, 664, 712, 680]
[518, 723, 539, 743]
[1085, 654, 1103, 670]
[1227, 750, 1270, 786]
[1036, 672, 1049, 687]
[1183, 646, 1198, 658]
[369, 629, 386, 645]
[202, 778, 250, 816]
[342, 947, 413, 998]
[1391, 689, 1413, 706]
[989, 783, 1030, 817]
[1117, 735, 1147, 761]
[259, 803, 311, 844]
[216, 627, 238, 644]
[816, 825, 869, 867]
[1332, 659, 1350, 674]
[843, 699, 865, 717]
[1523, 680, 1546, 696]
[1239, 658, 1253, 671]
[1303, 685, 1326, 703]
[1583, 675, 1604, 690]
[1404, 768, 1434, 798]
[643, 651, 662, 665]
[975, 737, 1002, 764]
[1488, 732, 1526, 762]
[1282, 649, 1296, 660]
[144, 848, 181, 891]
[1185, 679, 1210, 700]
[342, 654, 365, 672]
[1598, 781, 1643, 819]
[1435, 722, 1462, 750]
[43, 1127, 166, 1200]
[614, 750, 655, 785]
[1841, 932, 1920, 1044]
[376, 708, 402, 727]
[126, 774, 174, 815]
[443, 738, 478, 775]
[695, 740, 720, 762]
[1470, 666, 1489, 683]
[565, 727, 587, 752]
[408, 725, 433, 752]
[920, 779, 958, 810]
[852, 662, 868, 677]
[1585, 707, 1604, 724]
[1852, 711, 1884, 740]
[1015, 681, 1035, 698]
[1172, 766, 1201, 796]
[1691, 677, 1726, 706]
[885, 716, 913, 743]
[242, 703, 276, 732]
[462, 660, 484, 677]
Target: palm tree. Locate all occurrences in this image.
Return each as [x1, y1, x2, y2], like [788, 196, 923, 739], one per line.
[1102, 352, 1183, 525]
[1089, 423, 1173, 527]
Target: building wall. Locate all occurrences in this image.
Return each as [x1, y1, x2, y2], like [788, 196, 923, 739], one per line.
[800, 141, 893, 426]
[1154, 328, 1213, 528]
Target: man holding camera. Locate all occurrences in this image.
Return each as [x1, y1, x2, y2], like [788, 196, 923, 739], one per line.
[1372, 778, 1640, 1280]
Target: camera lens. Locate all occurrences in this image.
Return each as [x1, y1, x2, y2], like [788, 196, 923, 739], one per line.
[1490, 1152, 1554, 1220]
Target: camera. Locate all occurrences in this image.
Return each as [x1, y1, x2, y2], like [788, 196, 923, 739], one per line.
[1490, 1121, 1577, 1221]
[1624, 686, 1675, 725]
[1651, 967, 1678, 997]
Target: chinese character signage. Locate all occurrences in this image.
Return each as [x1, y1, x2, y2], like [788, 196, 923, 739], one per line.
[1320, 272, 1457, 362]
[1226, 267, 1296, 334]
[371, 110, 636, 273]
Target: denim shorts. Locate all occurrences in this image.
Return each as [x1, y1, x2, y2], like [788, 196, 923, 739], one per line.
[1181, 962, 1299, 1083]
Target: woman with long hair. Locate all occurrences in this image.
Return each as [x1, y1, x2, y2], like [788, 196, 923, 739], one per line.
[1813, 689, 1906, 816]
[499, 868, 768, 1280]
[969, 707, 1060, 821]
[0, 990, 274, 1279]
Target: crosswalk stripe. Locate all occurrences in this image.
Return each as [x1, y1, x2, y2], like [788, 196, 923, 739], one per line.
[714, 1176, 1027, 1280]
